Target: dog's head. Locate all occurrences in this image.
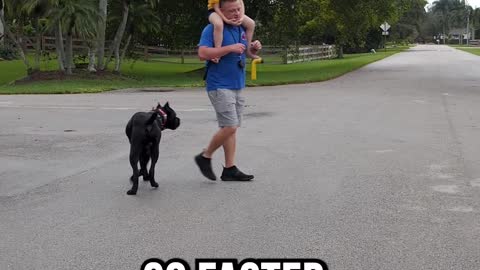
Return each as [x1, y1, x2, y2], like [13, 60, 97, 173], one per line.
[154, 102, 180, 130]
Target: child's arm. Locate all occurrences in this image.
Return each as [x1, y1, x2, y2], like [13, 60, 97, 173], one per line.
[239, 0, 245, 17]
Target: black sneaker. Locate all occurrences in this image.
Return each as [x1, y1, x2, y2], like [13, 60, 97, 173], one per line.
[221, 166, 254, 181]
[195, 152, 217, 180]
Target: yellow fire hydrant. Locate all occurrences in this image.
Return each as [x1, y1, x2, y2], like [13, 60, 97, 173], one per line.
[251, 58, 263, 80]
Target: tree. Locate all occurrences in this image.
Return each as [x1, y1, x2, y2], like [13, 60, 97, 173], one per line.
[103, 0, 158, 72]
[97, 0, 107, 70]
[1, 0, 32, 72]
[48, 0, 97, 74]
[0, 0, 4, 45]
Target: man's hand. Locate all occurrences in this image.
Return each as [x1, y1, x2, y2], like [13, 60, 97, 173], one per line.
[229, 43, 246, 54]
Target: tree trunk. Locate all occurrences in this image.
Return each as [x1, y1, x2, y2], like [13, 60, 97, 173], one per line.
[34, 18, 41, 71]
[54, 22, 65, 71]
[338, 46, 344, 59]
[116, 34, 131, 72]
[105, 0, 129, 70]
[97, 0, 108, 70]
[88, 45, 97, 72]
[0, 8, 4, 46]
[0, 11, 31, 73]
[180, 49, 185, 64]
[65, 33, 73, 75]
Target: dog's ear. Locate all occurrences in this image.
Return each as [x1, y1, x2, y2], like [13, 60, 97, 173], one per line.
[164, 102, 170, 109]
[156, 102, 162, 109]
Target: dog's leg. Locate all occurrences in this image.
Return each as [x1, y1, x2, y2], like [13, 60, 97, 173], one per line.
[148, 142, 160, 188]
[140, 151, 149, 181]
[127, 143, 142, 195]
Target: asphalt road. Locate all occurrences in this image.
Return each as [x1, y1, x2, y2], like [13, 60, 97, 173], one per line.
[1, 45, 479, 270]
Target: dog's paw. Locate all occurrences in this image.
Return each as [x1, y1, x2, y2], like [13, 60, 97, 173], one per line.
[126, 189, 137, 195]
[151, 181, 159, 188]
[141, 171, 149, 180]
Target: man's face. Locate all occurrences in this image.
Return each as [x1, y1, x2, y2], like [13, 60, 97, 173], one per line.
[221, 0, 241, 21]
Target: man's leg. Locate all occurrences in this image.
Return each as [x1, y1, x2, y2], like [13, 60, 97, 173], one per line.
[223, 129, 236, 168]
[195, 126, 236, 180]
[203, 127, 237, 159]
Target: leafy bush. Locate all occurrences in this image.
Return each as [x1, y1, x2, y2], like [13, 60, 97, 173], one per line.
[0, 46, 18, 60]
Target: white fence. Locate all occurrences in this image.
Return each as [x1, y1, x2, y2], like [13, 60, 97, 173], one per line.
[285, 45, 337, 64]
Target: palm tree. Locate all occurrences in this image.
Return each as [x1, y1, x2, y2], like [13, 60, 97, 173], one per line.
[23, 0, 51, 71]
[1, 0, 32, 72]
[48, 0, 97, 74]
[0, 0, 4, 45]
[108, 0, 161, 70]
[97, 0, 108, 70]
[104, 0, 158, 72]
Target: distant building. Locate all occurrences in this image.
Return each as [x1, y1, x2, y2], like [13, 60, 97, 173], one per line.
[449, 27, 475, 41]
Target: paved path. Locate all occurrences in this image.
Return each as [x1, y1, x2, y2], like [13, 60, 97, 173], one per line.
[1, 45, 479, 269]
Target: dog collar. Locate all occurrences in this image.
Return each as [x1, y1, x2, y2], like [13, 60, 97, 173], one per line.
[157, 108, 167, 129]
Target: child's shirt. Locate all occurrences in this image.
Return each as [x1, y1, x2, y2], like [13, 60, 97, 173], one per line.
[208, 0, 219, 10]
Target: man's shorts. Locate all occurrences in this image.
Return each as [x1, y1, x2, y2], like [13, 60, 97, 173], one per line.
[208, 89, 245, 127]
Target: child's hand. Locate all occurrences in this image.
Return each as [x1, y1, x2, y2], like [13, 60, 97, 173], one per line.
[251, 40, 262, 52]
[225, 19, 239, 26]
[235, 16, 244, 25]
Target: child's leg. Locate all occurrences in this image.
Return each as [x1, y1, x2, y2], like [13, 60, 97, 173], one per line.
[208, 12, 224, 50]
[242, 15, 259, 59]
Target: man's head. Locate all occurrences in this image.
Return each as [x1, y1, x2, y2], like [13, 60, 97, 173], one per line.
[220, 0, 241, 22]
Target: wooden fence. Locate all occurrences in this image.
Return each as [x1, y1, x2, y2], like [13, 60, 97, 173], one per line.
[18, 36, 338, 64]
[468, 40, 480, 46]
[285, 45, 337, 64]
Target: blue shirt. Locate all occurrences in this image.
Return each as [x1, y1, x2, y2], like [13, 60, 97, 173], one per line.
[199, 24, 247, 91]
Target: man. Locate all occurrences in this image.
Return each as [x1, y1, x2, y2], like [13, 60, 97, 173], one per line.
[195, 0, 262, 181]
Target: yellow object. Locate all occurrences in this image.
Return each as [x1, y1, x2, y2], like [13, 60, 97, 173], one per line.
[251, 58, 263, 80]
[208, 0, 219, 10]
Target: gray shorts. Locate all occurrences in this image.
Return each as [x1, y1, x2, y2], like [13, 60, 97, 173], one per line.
[208, 89, 245, 127]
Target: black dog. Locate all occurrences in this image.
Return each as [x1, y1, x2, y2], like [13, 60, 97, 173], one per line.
[125, 102, 180, 195]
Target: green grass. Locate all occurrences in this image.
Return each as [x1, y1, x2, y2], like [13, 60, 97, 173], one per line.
[455, 47, 480, 56]
[0, 46, 410, 94]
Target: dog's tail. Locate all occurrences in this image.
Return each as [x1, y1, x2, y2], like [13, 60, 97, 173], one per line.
[146, 112, 158, 126]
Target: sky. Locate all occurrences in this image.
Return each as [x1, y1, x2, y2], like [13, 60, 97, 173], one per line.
[427, 0, 480, 9]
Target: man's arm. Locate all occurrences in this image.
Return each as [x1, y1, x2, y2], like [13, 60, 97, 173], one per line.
[198, 44, 246, 61]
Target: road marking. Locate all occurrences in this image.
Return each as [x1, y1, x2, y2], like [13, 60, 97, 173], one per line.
[470, 179, 480, 188]
[448, 206, 474, 213]
[374, 149, 394, 153]
[413, 100, 427, 104]
[0, 104, 213, 112]
[432, 185, 459, 194]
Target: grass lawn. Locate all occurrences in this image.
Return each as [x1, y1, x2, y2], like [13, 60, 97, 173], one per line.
[0, 46, 410, 94]
[455, 47, 480, 56]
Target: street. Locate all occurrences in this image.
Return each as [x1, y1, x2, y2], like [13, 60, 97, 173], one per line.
[1, 45, 479, 269]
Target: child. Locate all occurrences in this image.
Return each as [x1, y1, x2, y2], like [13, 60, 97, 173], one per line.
[208, 0, 259, 61]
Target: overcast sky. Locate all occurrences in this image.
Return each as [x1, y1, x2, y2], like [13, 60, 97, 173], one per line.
[427, 0, 480, 9]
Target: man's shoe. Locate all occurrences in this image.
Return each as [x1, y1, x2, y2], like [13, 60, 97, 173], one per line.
[195, 152, 217, 180]
[221, 166, 254, 181]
